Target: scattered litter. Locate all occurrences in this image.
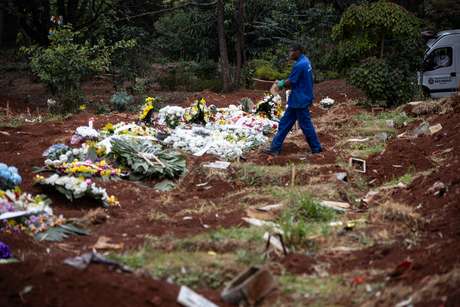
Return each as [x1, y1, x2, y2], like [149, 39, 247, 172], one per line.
[395, 297, 413, 307]
[329, 246, 363, 252]
[345, 137, 369, 143]
[196, 182, 208, 187]
[349, 157, 366, 173]
[242, 217, 280, 230]
[202, 224, 210, 229]
[19, 285, 33, 301]
[263, 232, 288, 255]
[408, 100, 424, 106]
[352, 276, 365, 286]
[412, 122, 430, 137]
[203, 161, 231, 170]
[93, 236, 124, 250]
[177, 285, 218, 307]
[319, 97, 335, 109]
[375, 132, 388, 142]
[319, 200, 350, 212]
[427, 181, 446, 197]
[429, 123, 442, 135]
[246, 208, 277, 221]
[386, 119, 394, 128]
[389, 259, 413, 278]
[257, 204, 283, 212]
[183, 216, 193, 220]
[335, 172, 348, 182]
[64, 251, 133, 272]
[221, 266, 277, 305]
[392, 165, 403, 168]
[0, 131, 10, 136]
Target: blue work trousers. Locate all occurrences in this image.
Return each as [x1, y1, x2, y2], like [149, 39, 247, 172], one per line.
[270, 107, 322, 153]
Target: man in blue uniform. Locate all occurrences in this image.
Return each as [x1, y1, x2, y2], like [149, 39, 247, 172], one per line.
[265, 44, 322, 156]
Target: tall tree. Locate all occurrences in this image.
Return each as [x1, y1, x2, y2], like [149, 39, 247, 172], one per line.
[217, 0, 231, 92]
[234, 0, 245, 88]
[6, 0, 50, 45]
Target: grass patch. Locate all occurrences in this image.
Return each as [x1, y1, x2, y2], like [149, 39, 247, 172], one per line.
[383, 171, 414, 187]
[0, 113, 69, 128]
[269, 189, 336, 249]
[235, 163, 290, 186]
[111, 249, 241, 289]
[280, 274, 348, 303]
[348, 142, 385, 158]
[374, 201, 422, 227]
[110, 227, 268, 289]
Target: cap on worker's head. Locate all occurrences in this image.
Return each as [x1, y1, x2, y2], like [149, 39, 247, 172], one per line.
[289, 44, 304, 53]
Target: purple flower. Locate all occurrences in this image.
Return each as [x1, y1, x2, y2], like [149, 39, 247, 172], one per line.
[0, 241, 12, 259]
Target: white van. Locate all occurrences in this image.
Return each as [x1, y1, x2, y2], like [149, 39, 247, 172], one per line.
[420, 29, 460, 98]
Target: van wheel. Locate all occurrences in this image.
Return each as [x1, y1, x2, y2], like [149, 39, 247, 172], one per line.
[422, 86, 431, 99]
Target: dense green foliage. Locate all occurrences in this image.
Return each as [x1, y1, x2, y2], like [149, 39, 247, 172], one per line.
[4, 0, 460, 108]
[332, 1, 423, 105]
[23, 26, 135, 111]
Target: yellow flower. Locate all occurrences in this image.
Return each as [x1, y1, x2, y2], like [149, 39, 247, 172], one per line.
[0, 190, 5, 198]
[79, 104, 87, 111]
[145, 97, 154, 104]
[100, 169, 111, 177]
[34, 175, 45, 182]
[98, 160, 106, 167]
[107, 195, 120, 206]
[102, 123, 114, 133]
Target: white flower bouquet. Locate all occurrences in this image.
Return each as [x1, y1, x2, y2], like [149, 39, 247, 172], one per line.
[34, 174, 119, 208]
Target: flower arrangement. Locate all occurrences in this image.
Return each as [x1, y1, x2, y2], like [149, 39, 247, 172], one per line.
[139, 96, 156, 123]
[255, 94, 284, 120]
[34, 174, 119, 207]
[56, 160, 122, 178]
[183, 98, 211, 124]
[0, 163, 22, 190]
[158, 106, 185, 128]
[71, 126, 100, 145]
[0, 188, 88, 241]
[0, 188, 58, 234]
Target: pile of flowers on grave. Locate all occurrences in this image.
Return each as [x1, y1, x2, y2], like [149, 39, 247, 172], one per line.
[30, 94, 282, 209]
[0, 164, 87, 241]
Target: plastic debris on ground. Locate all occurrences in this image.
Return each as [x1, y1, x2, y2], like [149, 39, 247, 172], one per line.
[64, 251, 133, 272]
[177, 286, 218, 307]
[319, 96, 335, 109]
[221, 266, 277, 305]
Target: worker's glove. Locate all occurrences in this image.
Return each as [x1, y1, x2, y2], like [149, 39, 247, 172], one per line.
[277, 79, 286, 89]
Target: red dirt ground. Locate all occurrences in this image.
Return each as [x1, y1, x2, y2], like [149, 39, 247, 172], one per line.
[2, 70, 460, 306]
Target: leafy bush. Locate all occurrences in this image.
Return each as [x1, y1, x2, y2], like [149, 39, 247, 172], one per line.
[349, 57, 417, 106]
[332, 1, 423, 105]
[110, 90, 134, 111]
[23, 26, 135, 112]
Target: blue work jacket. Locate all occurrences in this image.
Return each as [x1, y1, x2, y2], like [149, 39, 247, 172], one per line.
[287, 54, 314, 108]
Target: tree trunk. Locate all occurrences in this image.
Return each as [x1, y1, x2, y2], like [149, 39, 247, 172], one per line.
[380, 34, 384, 58]
[0, 9, 4, 47]
[217, 0, 231, 92]
[234, 0, 245, 88]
